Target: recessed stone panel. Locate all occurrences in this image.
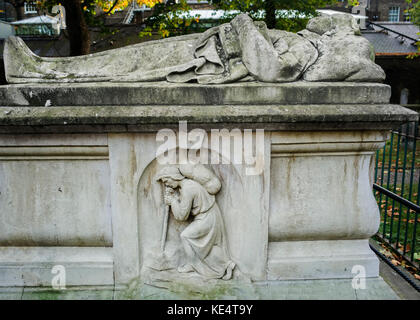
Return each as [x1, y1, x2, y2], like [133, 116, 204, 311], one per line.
[0, 159, 112, 246]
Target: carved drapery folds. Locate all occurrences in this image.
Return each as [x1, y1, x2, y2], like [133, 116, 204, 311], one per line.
[4, 13, 385, 84]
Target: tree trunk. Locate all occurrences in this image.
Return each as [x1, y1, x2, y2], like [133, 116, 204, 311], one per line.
[264, 0, 276, 29]
[63, 0, 90, 56]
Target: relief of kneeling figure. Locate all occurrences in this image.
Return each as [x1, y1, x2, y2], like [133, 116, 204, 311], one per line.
[155, 165, 235, 280]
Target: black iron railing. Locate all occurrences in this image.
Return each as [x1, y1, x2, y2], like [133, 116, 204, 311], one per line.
[374, 121, 420, 269]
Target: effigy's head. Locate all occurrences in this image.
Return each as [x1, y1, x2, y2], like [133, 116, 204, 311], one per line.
[155, 166, 184, 188]
[306, 13, 360, 36]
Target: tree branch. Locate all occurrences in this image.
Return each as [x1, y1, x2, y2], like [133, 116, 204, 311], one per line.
[105, 0, 120, 14]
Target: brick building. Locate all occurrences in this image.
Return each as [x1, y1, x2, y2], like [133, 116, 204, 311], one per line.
[0, 1, 40, 22]
[365, 0, 416, 22]
[324, 0, 418, 22]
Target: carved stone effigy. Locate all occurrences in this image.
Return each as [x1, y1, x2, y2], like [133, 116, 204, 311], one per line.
[4, 14, 384, 84]
[0, 13, 417, 299]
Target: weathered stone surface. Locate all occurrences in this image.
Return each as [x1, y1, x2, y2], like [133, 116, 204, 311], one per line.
[0, 57, 412, 300]
[0, 103, 416, 134]
[0, 82, 416, 134]
[0, 287, 23, 300]
[306, 15, 334, 35]
[3, 13, 385, 84]
[0, 126, 402, 293]
[254, 277, 399, 300]
[0, 163, 111, 244]
[1, 277, 399, 300]
[300, 14, 384, 82]
[0, 82, 392, 106]
[0, 247, 114, 287]
[303, 33, 384, 82]
[22, 287, 114, 300]
[267, 240, 379, 280]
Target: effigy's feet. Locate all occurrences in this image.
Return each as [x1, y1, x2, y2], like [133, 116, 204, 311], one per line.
[3, 36, 73, 83]
[4, 36, 45, 83]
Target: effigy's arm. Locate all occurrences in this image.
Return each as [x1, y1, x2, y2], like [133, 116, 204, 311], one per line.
[230, 14, 283, 82]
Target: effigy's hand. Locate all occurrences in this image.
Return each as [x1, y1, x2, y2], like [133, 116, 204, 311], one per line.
[231, 13, 254, 34]
[229, 13, 280, 82]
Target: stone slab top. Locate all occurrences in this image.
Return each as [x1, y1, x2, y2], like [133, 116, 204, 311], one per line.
[0, 104, 417, 133]
[0, 82, 392, 106]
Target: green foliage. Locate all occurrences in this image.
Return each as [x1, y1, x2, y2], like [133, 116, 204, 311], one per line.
[347, 0, 359, 7]
[406, 0, 420, 27]
[141, 0, 339, 37]
[405, 0, 420, 56]
[140, 0, 200, 38]
[38, 0, 105, 28]
[210, 0, 337, 32]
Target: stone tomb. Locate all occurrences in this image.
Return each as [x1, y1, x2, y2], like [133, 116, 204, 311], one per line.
[0, 13, 418, 299]
[0, 82, 416, 299]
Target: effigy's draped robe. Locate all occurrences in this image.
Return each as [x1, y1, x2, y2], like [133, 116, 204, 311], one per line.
[4, 13, 386, 84]
[6, 22, 315, 83]
[5, 22, 256, 83]
[5, 32, 201, 83]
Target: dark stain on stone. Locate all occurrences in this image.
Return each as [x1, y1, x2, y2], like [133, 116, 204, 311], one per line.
[130, 140, 137, 179]
[286, 156, 295, 202]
